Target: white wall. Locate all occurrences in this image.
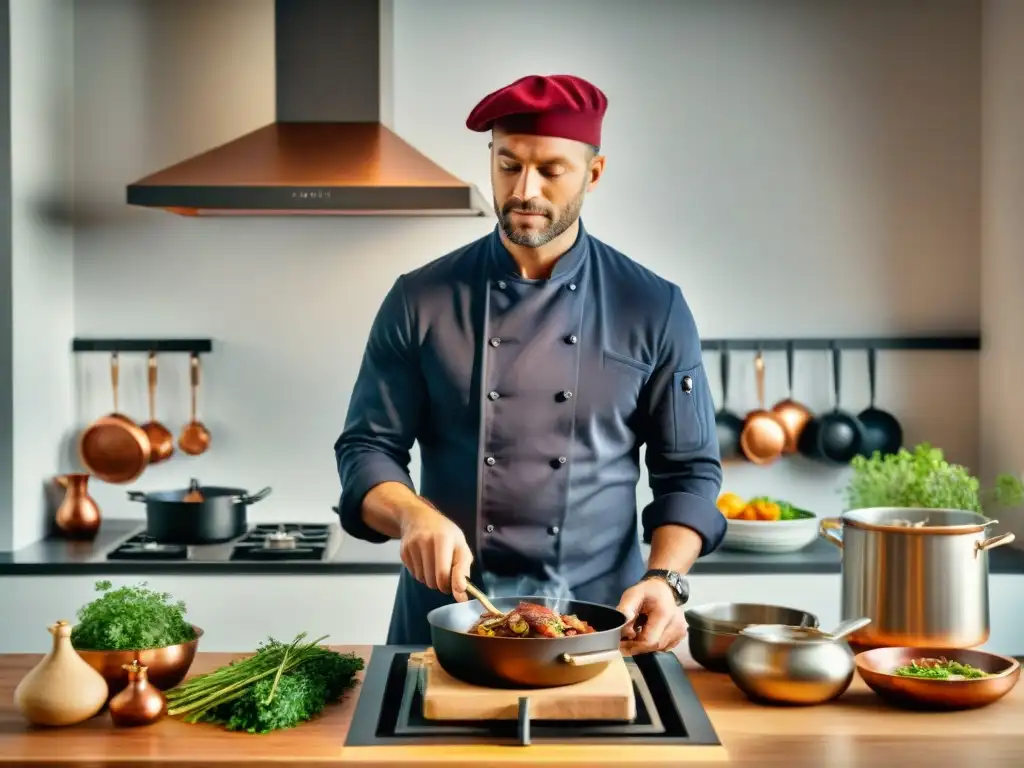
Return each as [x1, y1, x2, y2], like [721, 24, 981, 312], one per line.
[980, 0, 1024, 544]
[5, 0, 75, 549]
[63, 1, 983, 539]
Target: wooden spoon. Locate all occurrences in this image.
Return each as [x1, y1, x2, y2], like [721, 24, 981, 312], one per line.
[465, 581, 505, 618]
[178, 353, 211, 456]
[140, 353, 174, 463]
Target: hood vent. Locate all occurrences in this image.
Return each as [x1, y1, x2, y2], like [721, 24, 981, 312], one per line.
[126, 0, 489, 217]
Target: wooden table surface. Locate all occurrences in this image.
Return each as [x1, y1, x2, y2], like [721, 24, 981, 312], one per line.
[1, 645, 1022, 767]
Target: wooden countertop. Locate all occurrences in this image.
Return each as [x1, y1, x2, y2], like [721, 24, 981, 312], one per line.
[1, 646, 1022, 766]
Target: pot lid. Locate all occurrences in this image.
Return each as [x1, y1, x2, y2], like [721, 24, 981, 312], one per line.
[841, 507, 996, 533]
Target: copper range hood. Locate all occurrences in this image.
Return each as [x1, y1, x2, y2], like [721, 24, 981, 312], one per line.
[126, 0, 489, 217]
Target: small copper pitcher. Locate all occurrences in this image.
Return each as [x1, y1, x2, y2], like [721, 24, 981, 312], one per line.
[54, 473, 101, 539]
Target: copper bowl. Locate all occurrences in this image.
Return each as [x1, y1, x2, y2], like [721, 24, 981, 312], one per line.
[75, 625, 203, 697]
[855, 646, 1020, 710]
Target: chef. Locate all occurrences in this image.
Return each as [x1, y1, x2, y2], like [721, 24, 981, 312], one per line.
[334, 74, 725, 652]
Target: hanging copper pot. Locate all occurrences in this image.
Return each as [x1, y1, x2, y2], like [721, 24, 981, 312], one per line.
[739, 350, 788, 465]
[78, 353, 151, 484]
[771, 341, 813, 454]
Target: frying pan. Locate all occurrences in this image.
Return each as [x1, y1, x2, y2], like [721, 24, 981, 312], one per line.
[714, 345, 744, 462]
[739, 349, 787, 465]
[857, 347, 902, 456]
[79, 352, 151, 484]
[815, 344, 866, 464]
[427, 596, 630, 688]
[771, 341, 813, 453]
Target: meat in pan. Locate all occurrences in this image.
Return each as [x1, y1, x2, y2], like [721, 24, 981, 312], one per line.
[468, 600, 596, 638]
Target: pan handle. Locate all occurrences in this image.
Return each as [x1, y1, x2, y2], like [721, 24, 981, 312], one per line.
[819, 517, 843, 550]
[126, 491, 147, 502]
[561, 649, 622, 666]
[238, 487, 272, 505]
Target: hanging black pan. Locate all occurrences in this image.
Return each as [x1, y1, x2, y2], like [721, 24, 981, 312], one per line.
[427, 596, 631, 689]
[714, 344, 744, 462]
[857, 346, 903, 456]
[815, 343, 866, 464]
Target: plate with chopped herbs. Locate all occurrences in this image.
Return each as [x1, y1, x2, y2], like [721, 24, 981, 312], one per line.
[855, 646, 1020, 710]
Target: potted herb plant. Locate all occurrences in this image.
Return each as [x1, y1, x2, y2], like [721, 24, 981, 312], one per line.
[70, 580, 203, 696]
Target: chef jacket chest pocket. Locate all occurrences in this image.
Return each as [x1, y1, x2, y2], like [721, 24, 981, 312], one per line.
[671, 363, 708, 453]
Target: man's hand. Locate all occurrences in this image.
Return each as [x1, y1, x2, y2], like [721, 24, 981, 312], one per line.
[616, 577, 687, 655]
[398, 500, 473, 602]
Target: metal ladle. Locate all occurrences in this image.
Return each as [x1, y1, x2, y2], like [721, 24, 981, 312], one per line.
[178, 353, 211, 456]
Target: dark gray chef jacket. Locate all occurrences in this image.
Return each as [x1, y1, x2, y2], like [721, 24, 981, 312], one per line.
[334, 221, 725, 645]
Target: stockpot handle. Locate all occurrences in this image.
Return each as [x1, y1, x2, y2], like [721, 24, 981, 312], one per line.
[561, 650, 622, 666]
[238, 487, 272, 505]
[819, 518, 843, 550]
[977, 532, 1015, 554]
[126, 491, 147, 502]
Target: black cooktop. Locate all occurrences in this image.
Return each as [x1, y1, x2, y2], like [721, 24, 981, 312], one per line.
[345, 645, 721, 748]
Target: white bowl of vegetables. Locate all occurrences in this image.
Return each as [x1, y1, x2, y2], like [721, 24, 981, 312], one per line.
[717, 495, 820, 553]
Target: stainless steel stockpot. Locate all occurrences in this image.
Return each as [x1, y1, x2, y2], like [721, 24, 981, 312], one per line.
[819, 507, 1015, 649]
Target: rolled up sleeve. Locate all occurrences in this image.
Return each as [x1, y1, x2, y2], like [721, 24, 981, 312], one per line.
[639, 284, 725, 555]
[334, 275, 425, 544]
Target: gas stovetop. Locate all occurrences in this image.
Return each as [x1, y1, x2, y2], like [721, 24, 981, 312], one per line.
[105, 523, 341, 563]
[345, 646, 722, 748]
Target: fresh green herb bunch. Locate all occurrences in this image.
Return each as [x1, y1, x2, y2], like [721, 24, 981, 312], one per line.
[844, 442, 1024, 513]
[70, 579, 196, 651]
[165, 633, 364, 734]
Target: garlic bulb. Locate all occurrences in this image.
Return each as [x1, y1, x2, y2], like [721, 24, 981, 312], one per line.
[14, 620, 108, 726]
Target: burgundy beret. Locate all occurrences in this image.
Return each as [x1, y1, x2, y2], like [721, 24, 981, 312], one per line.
[466, 74, 608, 148]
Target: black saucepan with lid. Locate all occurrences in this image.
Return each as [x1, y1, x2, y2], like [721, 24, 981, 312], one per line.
[127, 478, 272, 544]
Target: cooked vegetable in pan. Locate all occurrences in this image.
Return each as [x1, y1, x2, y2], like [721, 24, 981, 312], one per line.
[468, 601, 597, 638]
[893, 656, 991, 680]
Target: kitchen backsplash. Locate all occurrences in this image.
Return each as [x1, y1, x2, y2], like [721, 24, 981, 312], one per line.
[53, 0, 984, 536]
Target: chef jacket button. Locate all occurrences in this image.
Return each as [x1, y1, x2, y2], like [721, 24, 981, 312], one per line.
[568, 283, 577, 291]
[682, 375, 693, 393]
[485, 456, 496, 466]
[489, 337, 501, 347]
[488, 390, 500, 400]
[486, 524, 495, 533]
[559, 390, 573, 401]
[496, 280, 507, 289]
[565, 334, 578, 345]
[548, 526, 560, 535]
[557, 456, 567, 465]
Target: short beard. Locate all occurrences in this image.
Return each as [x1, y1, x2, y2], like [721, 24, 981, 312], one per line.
[494, 182, 587, 248]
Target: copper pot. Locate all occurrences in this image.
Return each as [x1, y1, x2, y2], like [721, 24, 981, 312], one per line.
[76, 625, 203, 698]
[770, 341, 813, 454]
[53, 473, 101, 539]
[739, 350, 788, 465]
[78, 352, 151, 484]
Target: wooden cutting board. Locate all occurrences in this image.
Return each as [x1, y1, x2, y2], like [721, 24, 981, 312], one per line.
[412, 649, 636, 721]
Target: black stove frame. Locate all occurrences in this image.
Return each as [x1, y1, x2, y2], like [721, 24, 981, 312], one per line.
[345, 645, 721, 748]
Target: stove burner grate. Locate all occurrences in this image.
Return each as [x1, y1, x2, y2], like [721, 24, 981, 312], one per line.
[106, 535, 188, 561]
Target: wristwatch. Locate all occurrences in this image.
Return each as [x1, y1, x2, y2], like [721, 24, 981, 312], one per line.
[642, 569, 690, 606]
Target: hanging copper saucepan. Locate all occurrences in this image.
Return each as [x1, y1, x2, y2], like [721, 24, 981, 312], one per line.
[139, 352, 174, 464]
[770, 341, 813, 454]
[79, 352, 151, 484]
[739, 349, 788, 465]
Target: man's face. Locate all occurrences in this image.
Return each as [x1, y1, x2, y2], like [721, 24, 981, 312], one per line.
[490, 130, 605, 248]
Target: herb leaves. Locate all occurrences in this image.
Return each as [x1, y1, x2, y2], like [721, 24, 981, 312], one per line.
[165, 633, 364, 734]
[70, 580, 196, 651]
